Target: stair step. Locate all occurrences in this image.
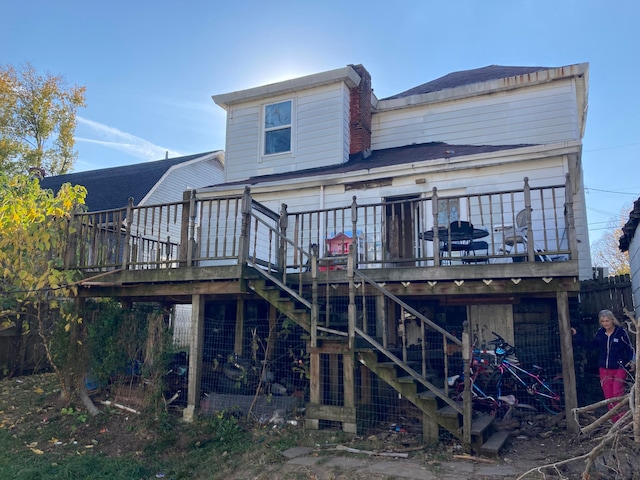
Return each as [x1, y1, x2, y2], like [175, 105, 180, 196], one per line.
[437, 403, 462, 418]
[480, 430, 510, 456]
[417, 390, 438, 400]
[397, 376, 416, 384]
[396, 373, 436, 382]
[471, 415, 494, 436]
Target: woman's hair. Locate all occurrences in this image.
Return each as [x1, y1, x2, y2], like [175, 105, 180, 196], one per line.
[598, 309, 620, 326]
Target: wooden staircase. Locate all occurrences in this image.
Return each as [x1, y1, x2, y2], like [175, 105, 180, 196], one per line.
[247, 275, 312, 333]
[358, 349, 510, 455]
[245, 267, 509, 455]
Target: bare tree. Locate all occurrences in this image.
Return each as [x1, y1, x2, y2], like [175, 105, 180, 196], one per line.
[591, 203, 631, 276]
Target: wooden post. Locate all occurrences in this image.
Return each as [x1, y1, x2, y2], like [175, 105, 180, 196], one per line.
[523, 177, 535, 262]
[462, 320, 472, 449]
[184, 294, 205, 422]
[348, 250, 356, 350]
[186, 190, 197, 266]
[179, 190, 191, 266]
[309, 350, 321, 406]
[343, 351, 357, 433]
[64, 210, 78, 269]
[237, 186, 252, 266]
[350, 196, 358, 266]
[556, 291, 579, 433]
[564, 173, 578, 261]
[278, 203, 288, 277]
[311, 244, 318, 348]
[122, 197, 134, 270]
[234, 299, 244, 356]
[432, 187, 441, 266]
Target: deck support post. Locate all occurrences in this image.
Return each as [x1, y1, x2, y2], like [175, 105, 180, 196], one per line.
[183, 294, 204, 423]
[557, 290, 579, 433]
[234, 299, 244, 356]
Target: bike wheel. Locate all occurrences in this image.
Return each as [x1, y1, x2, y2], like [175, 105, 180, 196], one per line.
[539, 379, 564, 414]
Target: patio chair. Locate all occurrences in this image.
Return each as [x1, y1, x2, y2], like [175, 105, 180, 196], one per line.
[440, 221, 474, 263]
[461, 240, 489, 263]
[502, 209, 551, 262]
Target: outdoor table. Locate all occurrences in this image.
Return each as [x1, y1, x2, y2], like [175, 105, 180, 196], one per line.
[420, 226, 490, 263]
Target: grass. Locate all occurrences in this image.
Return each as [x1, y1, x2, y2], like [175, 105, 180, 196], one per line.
[0, 430, 152, 480]
[0, 373, 463, 480]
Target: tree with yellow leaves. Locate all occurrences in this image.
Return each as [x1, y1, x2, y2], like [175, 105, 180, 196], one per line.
[0, 172, 92, 409]
[0, 62, 86, 176]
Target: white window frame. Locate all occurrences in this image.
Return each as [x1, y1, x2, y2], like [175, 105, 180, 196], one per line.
[262, 99, 294, 157]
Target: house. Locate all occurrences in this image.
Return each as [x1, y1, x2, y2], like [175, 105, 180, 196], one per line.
[620, 197, 640, 320]
[40, 150, 225, 212]
[64, 63, 590, 451]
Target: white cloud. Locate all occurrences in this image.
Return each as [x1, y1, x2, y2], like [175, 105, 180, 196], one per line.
[75, 116, 183, 160]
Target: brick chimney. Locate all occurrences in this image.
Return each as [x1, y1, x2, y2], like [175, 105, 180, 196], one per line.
[348, 64, 372, 158]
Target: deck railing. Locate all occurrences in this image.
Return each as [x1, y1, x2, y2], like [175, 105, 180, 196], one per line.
[66, 175, 577, 274]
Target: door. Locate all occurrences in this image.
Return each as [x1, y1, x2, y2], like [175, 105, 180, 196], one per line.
[384, 195, 419, 266]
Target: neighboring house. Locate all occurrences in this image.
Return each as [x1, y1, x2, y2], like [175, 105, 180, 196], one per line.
[620, 197, 640, 319]
[40, 150, 225, 212]
[42, 150, 224, 269]
[65, 63, 590, 451]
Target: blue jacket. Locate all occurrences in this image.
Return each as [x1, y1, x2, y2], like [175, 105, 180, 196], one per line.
[575, 325, 634, 370]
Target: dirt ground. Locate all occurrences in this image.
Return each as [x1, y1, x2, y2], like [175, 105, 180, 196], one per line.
[0, 373, 626, 479]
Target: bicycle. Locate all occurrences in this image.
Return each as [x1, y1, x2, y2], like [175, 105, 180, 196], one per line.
[448, 340, 520, 418]
[480, 331, 564, 414]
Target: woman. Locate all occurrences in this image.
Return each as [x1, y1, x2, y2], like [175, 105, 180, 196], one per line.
[573, 309, 635, 422]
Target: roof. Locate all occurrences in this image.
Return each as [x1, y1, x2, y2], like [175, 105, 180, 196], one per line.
[619, 197, 640, 252]
[40, 151, 221, 212]
[382, 65, 551, 100]
[215, 142, 531, 188]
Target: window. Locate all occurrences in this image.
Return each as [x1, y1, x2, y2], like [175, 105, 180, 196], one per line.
[437, 198, 460, 226]
[264, 100, 292, 155]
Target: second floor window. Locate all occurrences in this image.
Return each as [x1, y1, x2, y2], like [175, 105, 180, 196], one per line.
[264, 100, 292, 155]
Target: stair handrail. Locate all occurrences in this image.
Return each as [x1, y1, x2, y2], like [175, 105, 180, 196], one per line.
[353, 269, 461, 346]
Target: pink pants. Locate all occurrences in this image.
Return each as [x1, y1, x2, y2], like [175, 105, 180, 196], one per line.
[599, 367, 627, 422]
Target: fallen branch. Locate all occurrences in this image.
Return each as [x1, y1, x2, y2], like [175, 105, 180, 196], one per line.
[573, 395, 626, 416]
[334, 444, 409, 458]
[515, 451, 590, 480]
[579, 398, 628, 436]
[519, 413, 635, 479]
[452, 454, 495, 464]
[100, 400, 140, 414]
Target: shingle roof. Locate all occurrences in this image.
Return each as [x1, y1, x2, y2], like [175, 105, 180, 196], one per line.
[40, 152, 218, 212]
[619, 197, 640, 252]
[382, 65, 551, 100]
[217, 142, 531, 188]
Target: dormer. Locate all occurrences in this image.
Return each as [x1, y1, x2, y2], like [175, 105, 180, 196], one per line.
[213, 65, 372, 184]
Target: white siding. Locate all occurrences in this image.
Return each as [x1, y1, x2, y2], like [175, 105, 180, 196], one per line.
[372, 80, 580, 150]
[135, 156, 225, 249]
[224, 83, 351, 183]
[144, 156, 224, 206]
[244, 152, 591, 278]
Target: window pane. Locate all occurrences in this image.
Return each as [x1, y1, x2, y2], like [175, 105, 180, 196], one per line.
[437, 199, 460, 225]
[265, 101, 291, 128]
[265, 128, 291, 155]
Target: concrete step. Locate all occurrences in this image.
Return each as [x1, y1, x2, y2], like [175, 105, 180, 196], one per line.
[480, 430, 510, 456]
[471, 414, 494, 437]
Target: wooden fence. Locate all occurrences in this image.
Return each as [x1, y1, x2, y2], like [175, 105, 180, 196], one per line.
[579, 274, 633, 321]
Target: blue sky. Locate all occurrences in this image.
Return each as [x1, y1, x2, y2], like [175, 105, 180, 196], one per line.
[2, 0, 639, 244]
